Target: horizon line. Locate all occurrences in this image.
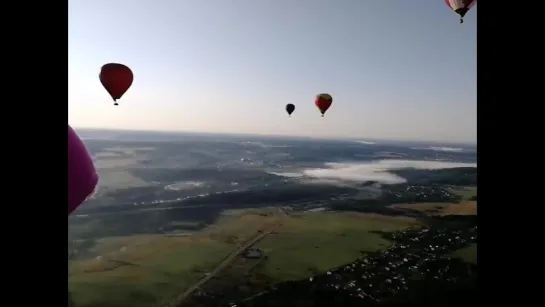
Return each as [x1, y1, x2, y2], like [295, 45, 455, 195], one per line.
[71, 126, 477, 147]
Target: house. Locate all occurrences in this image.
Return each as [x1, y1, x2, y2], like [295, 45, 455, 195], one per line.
[243, 248, 263, 259]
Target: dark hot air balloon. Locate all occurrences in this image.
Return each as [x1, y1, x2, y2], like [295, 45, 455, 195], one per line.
[286, 103, 295, 117]
[315, 93, 333, 117]
[445, 0, 477, 24]
[99, 63, 134, 106]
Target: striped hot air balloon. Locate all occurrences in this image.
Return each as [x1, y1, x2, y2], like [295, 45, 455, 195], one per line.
[445, 0, 477, 24]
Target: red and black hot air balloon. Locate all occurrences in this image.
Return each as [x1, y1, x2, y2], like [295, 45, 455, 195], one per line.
[285, 103, 295, 117]
[315, 93, 333, 117]
[99, 63, 134, 106]
[445, 0, 477, 24]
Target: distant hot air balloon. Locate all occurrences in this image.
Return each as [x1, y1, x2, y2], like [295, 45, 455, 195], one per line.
[286, 103, 295, 117]
[445, 0, 477, 24]
[315, 93, 333, 117]
[68, 125, 98, 215]
[99, 63, 134, 106]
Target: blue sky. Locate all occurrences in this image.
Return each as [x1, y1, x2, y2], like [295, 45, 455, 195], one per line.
[68, 0, 476, 143]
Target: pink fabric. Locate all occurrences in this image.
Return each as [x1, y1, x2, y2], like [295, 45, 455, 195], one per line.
[68, 125, 98, 215]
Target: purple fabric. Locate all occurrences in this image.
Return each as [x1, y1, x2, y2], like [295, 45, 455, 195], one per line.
[68, 125, 98, 215]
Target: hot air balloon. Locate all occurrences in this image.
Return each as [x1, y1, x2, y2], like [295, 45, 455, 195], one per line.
[286, 103, 295, 117]
[315, 93, 333, 117]
[68, 125, 98, 215]
[99, 63, 134, 106]
[445, 0, 477, 24]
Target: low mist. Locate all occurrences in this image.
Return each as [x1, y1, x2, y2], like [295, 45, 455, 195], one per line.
[302, 159, 477, 184]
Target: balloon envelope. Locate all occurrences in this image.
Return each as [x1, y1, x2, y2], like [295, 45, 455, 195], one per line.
[286, 103, 295, 116]
[315, 93, 333, 116]
[444, 0, 476, 22]
[68, 125, 98, 215]
[99, 63, 134, 103]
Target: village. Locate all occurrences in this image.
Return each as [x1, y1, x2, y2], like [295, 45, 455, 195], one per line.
[191, 216, 477, 307]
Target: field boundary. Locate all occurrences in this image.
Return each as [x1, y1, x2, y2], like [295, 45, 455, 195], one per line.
[165, 212, 285, 307]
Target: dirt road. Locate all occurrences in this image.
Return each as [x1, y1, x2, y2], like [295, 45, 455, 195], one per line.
[167, 209, 286, 307]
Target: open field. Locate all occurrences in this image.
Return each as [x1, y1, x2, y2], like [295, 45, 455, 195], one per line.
[390, 201, 477, 216]
[69, 209, 419, 307]
[69, 209, 283, 307]
[452, 186, 477, 200]
[389, 186, 477, 216]
[69, 235, 232, 307]
[451, 244, 477, 264]
[253, 211, 420, 282]
[183, 211, 421, 306]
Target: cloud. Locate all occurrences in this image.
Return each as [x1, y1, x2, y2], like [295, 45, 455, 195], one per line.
[301, 159, 476, 185]
[411, 146, 473, 152]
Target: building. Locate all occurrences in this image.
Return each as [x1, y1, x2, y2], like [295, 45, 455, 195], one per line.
[243, 248, 263, 259]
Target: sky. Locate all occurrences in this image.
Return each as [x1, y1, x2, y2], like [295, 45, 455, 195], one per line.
[69, 0, 476, 144]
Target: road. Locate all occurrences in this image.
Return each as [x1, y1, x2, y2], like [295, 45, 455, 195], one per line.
[166, 209, 286, 307]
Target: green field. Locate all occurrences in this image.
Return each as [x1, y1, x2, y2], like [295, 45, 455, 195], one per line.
[253, 212, 419, 282]
[69, 209, 419, 307]
[69, 235, 233, 307]
[390, 186, 477, 216]
[452, 186, 477, 200]
[68, 209, 284, 307]
[451, 244, 477, 264]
